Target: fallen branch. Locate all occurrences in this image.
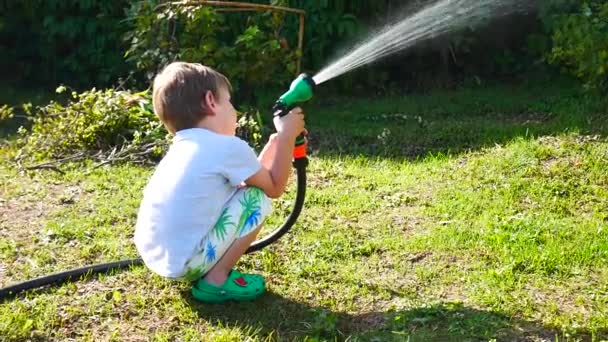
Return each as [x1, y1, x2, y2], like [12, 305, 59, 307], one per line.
[23, 165, 65, 174]
[20, 141, 166, 174]
[22, 152, 88, 172]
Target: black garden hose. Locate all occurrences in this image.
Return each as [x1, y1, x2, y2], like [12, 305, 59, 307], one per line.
[0, 158, 307, 300]
[245, 157, 307, 253]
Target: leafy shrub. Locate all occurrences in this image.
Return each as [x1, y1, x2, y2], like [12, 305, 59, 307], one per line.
[0, 105, 14, 121]
[14, 87, 265, 164]
[235, 109, 267, 151]
[124, 2, 297, 103]
[279, 0, 363, 69]
[0, 1, 130, 87]
[16, 87, 168, 162]
[540, 0, 608, 89]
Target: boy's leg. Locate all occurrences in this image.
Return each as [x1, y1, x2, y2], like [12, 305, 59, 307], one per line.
[203, 224, 263, 286]
[182, 186, 272, 302]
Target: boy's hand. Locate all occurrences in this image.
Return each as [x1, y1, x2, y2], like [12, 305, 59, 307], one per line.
[273, 107, 305, 140]
[246, 109, 305, 198]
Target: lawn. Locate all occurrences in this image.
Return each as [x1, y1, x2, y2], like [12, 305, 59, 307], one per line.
[1, 79, 607, 341]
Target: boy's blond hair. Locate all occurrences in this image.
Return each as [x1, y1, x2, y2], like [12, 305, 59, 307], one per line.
[152, 62, 232, 133]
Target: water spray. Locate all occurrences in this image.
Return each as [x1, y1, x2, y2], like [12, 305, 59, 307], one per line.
[314, 0, 533, 85]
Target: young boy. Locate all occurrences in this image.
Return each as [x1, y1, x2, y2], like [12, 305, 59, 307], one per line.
[134, 62, 305, 303]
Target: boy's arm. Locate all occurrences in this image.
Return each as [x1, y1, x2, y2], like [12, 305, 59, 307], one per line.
[258, 134, 278, 170]
[245, 109, 304, 198]
[246, 133, 296, 198]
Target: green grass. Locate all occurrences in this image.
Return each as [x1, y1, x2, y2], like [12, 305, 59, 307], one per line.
[1, 79, 607, 341]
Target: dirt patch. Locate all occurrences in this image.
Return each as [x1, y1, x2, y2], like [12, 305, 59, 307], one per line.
[407, 251, 432, 263]
[35, 276, 201, 341]
[504, 111, 553, 125]
[525, 280, 597, 323]
[540, 157, 561, 171]
[1, 196, 49, 239]
[0, 178, 88, 286]
[0, 181, 86, 238]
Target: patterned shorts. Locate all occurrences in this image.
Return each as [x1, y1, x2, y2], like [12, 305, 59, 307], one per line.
[180, 187, 272, 281]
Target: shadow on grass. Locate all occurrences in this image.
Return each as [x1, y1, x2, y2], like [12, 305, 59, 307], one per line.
[307, 113, 608, 162]
[182, 290, 606, 341]
[305, 81, 608, 161]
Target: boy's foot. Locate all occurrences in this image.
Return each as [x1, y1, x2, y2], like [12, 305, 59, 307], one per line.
[192, 270, 265, 303]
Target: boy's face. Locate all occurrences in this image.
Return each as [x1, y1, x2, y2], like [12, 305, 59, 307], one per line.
[213, 87, 237, 136]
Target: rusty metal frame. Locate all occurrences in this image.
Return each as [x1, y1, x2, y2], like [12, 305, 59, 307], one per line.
[157, 1, 306, 75]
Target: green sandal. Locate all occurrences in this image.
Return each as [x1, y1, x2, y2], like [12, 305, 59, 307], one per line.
[191, 270, 266, 303]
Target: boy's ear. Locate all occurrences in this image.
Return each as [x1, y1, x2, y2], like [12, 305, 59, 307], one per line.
[202, 90, 216, 115]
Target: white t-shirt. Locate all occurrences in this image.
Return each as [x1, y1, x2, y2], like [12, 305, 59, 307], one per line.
[134, 128, 262, 278]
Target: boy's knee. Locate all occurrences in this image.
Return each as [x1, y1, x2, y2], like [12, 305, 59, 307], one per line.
[233, 187, 272, 237]
[240, 187, 272, 211]
[238, 222, 264, 240]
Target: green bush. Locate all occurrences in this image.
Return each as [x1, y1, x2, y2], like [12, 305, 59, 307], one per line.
[0, 105, 14, 121]
[16, 87, 168, 162]
[235, 109, 266, 151]
[14, 87, 265, 163]
[278, 0, 363, 69]
[0, 1, 131, 87]
[541, 0, 608, 90]
[124, 2, 297, 104]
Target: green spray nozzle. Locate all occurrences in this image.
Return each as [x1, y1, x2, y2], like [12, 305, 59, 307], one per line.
[273, 73, 316, 117]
